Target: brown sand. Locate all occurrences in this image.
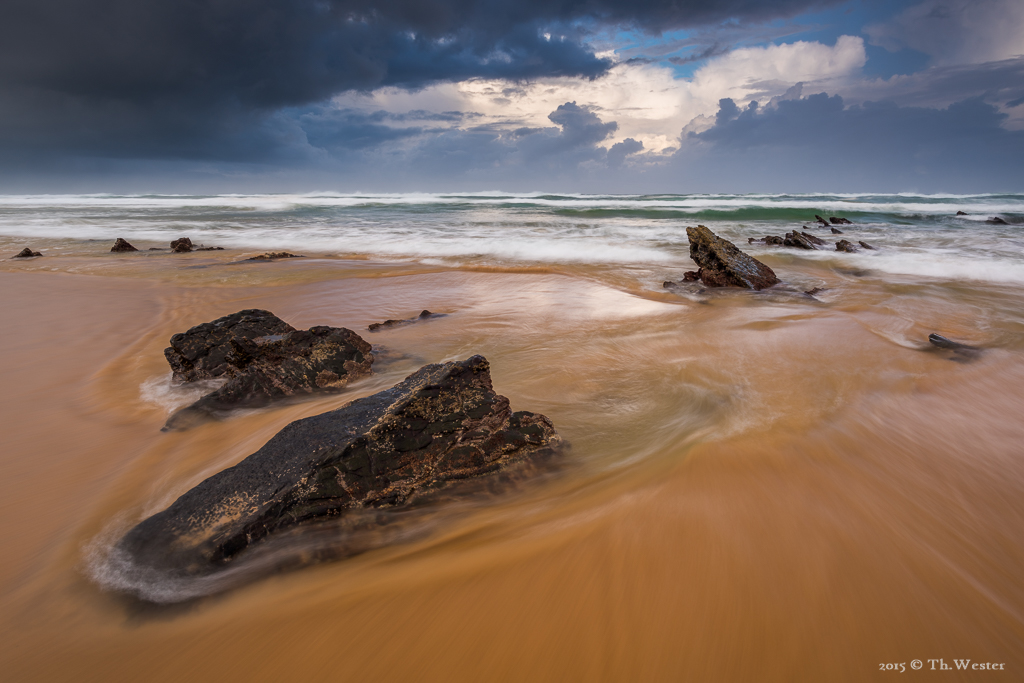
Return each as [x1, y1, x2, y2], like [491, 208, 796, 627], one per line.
[1, 259, 1022, 681]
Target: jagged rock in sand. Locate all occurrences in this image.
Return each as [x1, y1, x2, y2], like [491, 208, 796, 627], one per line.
[110, 238, 139, 253]
[685, 225, 778, 290]
[814, 215, 830, 227]
[831, 226, 844, 234]
[987, 217, 1009, 225]
[835, 240, 858, 253]
[163, 309, 372, 429]
[928, 333, 981, 362]
[118, 355, 562, 581]
[368, 310, 445, 332]
[829, 217, 853, 225]
[246, 252, 305, 261]
[13, 247, 42, 258]
[858, 241, 877, 250]
[956, 211, 968, 216]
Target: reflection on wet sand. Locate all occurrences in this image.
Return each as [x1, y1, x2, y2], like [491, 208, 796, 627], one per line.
[1, 250, 1023, 681]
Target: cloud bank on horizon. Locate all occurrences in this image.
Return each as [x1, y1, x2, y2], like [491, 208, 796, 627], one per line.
[1, 0, 1022, 192]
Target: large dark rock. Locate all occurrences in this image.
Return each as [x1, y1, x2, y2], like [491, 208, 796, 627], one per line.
[163, 309, 373, 429]
[111, 238, 139, 253]
[835, 239, 858, 253]
[119, 355, 562, 581]
[831, 226, 844, 234]
[13, 247, 42, 258]
[829, 216, 853, 225]
[685, 225, 779, 290]
[783, 231, 816, 249]
[170, 237, 194, 253]
[814, 215, 830, 227]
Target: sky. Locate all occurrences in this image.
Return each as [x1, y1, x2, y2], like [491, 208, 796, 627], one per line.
[1, 0, 1022, 193]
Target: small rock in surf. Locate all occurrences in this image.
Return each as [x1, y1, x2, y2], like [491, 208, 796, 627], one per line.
[110, 238, 139, 253]
[368, 310, 445, 332]
[12, 247, 42, 258]
[835, 240, 858, 253]
[684, 225, 779, 290]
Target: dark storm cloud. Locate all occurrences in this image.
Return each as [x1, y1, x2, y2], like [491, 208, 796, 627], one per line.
[0, 0, 841, 164]
[679, 92, 1024, 191]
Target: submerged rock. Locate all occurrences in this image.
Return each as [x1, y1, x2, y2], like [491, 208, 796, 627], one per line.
[814, 215, 830, 227]
[685, 225, 779, 290]
[368, 310, 445, 332]
[110, 238, 139, 253]
[835, 239, 858, 253]
[928, 333, 982, 362]
[858, 240, 877, 250]
[247, 252, 304, 261]
[831, 227, 844, 234]
[119, 355, 562, 581]
[987, 216, 1009, 225]
[829, 216, 853, 225]
[956, 211, 968, 216]
[12, 247, 42, 258]
[163, 309, 372, 429]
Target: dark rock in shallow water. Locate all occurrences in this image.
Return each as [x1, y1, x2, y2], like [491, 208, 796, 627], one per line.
[800, 231, 826, 245]
[13, 247, 42, 258]
[783, 231, 816, 249]
[831, 226, 844, 234]
[170, 237, 193, 253]
[163, 309, 372, 429]
[118, 355, 562, 583]
[928, 333, 981, 362]
[804, 287, 825, 296]
[368, 310, 445, 332]
[956, 211, 968, 216]
[835, 239, 858, 253]
[986, 216, 1009, 225]
[685, 225, 778, 290]
[247, 252, 304, 261]
[814, 215, 830, 227]
[829, 216, 853, 225]
[110, 238, 139, 253]
[858, 240, 876, 250]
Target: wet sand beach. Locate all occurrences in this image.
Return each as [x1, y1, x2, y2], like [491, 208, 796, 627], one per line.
[2, 239, 1023, 680]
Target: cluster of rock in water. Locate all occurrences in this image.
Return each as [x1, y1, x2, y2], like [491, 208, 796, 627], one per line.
[116, 308, 563, 587]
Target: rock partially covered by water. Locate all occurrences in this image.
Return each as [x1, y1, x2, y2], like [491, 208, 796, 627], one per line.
[247, 252, 304, 261]
[835, 239, 858, 253]
[783, 231, 817, 249]
[831, 226, 844, 234]
[170, 237, 194, 253]
[368, 309, 444, 332]
[928, 333, 982, 362]
[685, 225, 779, 290]
[163, 310, 372, 429]
[829, 216, 853, 225]
[13, 247, 42, 258]
[110, 238, 139, 253]
[119, 355, 562, 580]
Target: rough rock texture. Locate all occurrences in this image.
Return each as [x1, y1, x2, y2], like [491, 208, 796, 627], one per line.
[814, 215, 830, 226]
[831, 227, 844, 234]
[836, 239, 858, 253]
[171, 237, 194, 253]
[686, 226, 779, 290]
[368, 310, 444, 332]
[163, 309, 373, 428]
[110, 238, 139, 252]
[748, 235, 783, 245]
[858, 240, 877, 250]
[13, 248, 42, 258]
[800, 231, 826, 245]
[247, 252, 304, 261]
[829, 217, 853, 225]
[783, 231, 816, 249]
[119, 355, 562, 578]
